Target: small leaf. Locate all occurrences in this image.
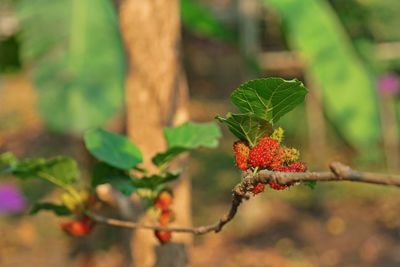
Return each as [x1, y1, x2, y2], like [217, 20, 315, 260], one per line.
[12, 157, 78, 186]
[152, 147, 187, 167]
[304, 181, 317, 189]
[216, 113, 272, 146]
[131, 172, 181, 190]
[84, 128, 143, 170]
[92, 163, 136, 196]
[41, 157, 78, 185]
[0, 152, 18, 174]
[30, 202, 71, 216]
[152, 122, 221, 167]
[231, 78, 308, 124]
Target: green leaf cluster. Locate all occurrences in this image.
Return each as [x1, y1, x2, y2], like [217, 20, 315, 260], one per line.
[217, 77, 307, 146]
[84, 122, 220, 198]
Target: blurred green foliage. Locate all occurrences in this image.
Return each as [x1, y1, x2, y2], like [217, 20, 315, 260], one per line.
[181, 0, 236, 42]
[263, 0, 381, 152]
[0, 36, 21, 73]
[16, 0, 125, 134]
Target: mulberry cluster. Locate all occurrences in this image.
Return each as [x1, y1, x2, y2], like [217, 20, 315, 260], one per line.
[232, 128, 307, 192]
[154, 191, 174, 244]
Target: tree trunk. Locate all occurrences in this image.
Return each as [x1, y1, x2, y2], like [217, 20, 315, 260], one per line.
[119, 1, 191, 266]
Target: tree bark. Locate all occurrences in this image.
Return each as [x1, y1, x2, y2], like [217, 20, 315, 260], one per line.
[119, 0, 191, 266]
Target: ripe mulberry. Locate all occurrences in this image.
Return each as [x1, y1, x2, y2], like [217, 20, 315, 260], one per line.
[233, 141, 250, 170]
[251, 183, 265, 195]
[154, 230, 172, 244]
[268, 182, 288, 190]
[60, 216, 95, 236]
[159, 209, 175, 226]
[249, 137, 280, 168]
[154, 191, 173, 210]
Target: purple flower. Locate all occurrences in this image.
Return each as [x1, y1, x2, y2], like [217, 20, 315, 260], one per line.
[0, 183, 26, 214]
[377, 73, 400, 96]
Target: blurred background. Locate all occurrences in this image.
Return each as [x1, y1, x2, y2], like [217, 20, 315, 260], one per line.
[1, 0, 400, 266]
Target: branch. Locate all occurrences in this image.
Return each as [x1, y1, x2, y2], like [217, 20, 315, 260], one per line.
[89, 162, 400, 235]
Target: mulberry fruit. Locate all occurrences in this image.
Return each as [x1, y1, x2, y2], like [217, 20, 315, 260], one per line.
[249, 137, 280, 168]
[251, 183, 265, 195]
[233, 141, 250, 170]
[155, 230, 172, 244]
[154, 191, 173, 210]
[159, 209, 175, 226]
[60, 216, 95, 236]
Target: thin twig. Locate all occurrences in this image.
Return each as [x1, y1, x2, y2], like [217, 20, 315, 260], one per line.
[89, 162, 400, 235]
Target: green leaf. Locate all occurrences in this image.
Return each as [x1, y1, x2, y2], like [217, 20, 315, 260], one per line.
[152, 122, 221, 167]
[164, 122, 221, 148]
[17, 0, 125, 133]
[92, 163, 136, 196]
[231, 78, 308, 124]
[30, 202, 71, 216]
[262, 0, 380, 150]
[84, 128, 143, 170]
[181, 0, 236, 42]
[0, 152, 18, 174]
[131, 171, 181, 190]
[303, 181, 317, 190]
[216, 113, 272, 146]
[12, 157, 78, 186]
[152, 147, 187, 168]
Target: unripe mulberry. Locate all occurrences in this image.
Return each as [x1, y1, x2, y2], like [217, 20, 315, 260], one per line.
[233, 141, 250, 170]
[249, 137, 280, 168]
[155, 230, 172, 244]
[60, 216, 95, 236]
[271, 127, 284, 143]
[251, 183, 265, 195]
[279, 147, 300, 164]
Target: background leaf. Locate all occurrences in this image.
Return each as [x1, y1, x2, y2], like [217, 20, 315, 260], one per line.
[180, 0, 236, 42]
[0, 152, 18, 174]
[92, 163, 137, 196]
[30, 202, 71, 216]
[17, 0, 125, 133]
[131, 172, 181, 191]
[262, 0, 381, 150]
[152, 122, 221, 167]
[84, 128, 143, 170]
[230, 78, 308, 124]
[12, 157, 78, 186]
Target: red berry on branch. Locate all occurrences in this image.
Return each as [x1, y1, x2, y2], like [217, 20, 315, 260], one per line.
[268, 182, 288, 190]
[159, 209, 175, 226]
[60, 216, 95, 236]
[233, 141, 250, 170]
[249, 137, 280, 168]
[287, 161, 307, 172]
[155, 230, 172, 244]
[251, 183, 265, 195]
[154, 191, 173, 210]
